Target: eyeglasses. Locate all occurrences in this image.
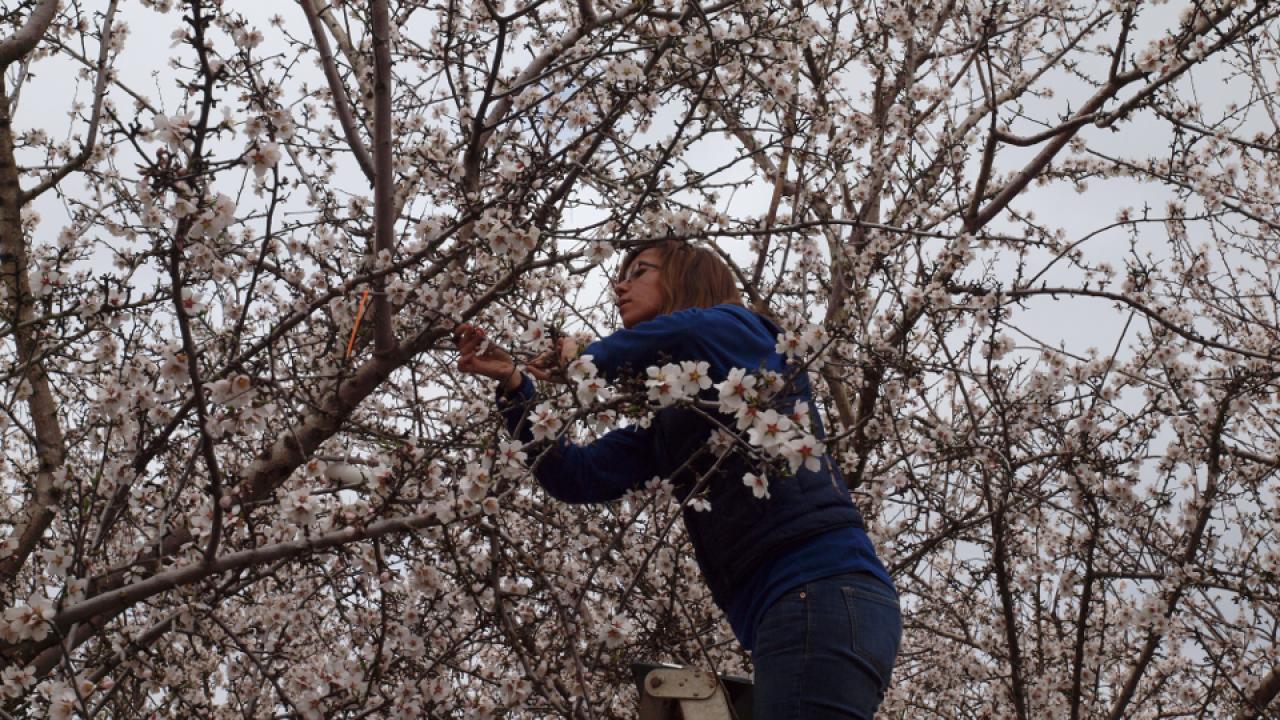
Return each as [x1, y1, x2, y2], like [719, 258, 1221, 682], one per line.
[616, 261, 661, 286]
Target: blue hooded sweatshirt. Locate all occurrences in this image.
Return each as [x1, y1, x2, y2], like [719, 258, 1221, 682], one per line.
[496, 303, 892, 649]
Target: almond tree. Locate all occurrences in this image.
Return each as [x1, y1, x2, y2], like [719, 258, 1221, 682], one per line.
[1, 0, 1278, 718]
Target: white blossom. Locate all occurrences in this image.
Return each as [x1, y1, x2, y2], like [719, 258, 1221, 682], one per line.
[599, 615, 633, 648]
[678, 360, 713, 397]
[743, 472, 770, 499]
[780, 434, 826, 473]
[715, 367, 758, 412]
[747, 409, 795, 452]
[529, 402, 564, 442]
[2, 594, 55, 643]
[247, 142, 282, 178]
[281, 488, 318, 526]
[645, 363, 687, 406]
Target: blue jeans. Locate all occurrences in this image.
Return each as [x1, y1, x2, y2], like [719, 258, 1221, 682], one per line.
[752, 572, 902, 719]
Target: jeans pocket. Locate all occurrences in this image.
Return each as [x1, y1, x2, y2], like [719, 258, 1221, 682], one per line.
[842, 583, 902, 690]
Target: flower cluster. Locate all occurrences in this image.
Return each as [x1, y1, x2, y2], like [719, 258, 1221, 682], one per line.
[711, 368, 826, 478]
[4, 0, 1277, 716]
[774, 322, 830, 367]
[644, 360, 713, 406]
[1, 594, 55, 643]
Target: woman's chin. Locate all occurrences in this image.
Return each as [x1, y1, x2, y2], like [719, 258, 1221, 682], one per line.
[619, 306, 656, 329]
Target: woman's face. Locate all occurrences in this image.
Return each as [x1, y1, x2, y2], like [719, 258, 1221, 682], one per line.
[615, 249, 665, 329]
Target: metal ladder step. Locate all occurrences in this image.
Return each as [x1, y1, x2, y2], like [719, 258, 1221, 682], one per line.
[632, 662, 753, 720]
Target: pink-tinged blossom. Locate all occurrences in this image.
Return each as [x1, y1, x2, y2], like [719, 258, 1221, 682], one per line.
[414, 215, 448, 240]
[39, 546, 73, 578]
[733, 402, 763, 432]
[497, 159, 525, 181]
[153, 112, 193, 149]
[386, 277, 411, 305]
[755, 370, 786, 400]
[518, 320, 547, 345]
[600, 615, 633, 648]
[780, 435, 825, 473]
[497, 440, 526, 468]
[171, 195, 197, 218]
[585, 241, 614, 263]
[588, 408, 618, 434]
[189, 193, 236, 238]
[208, 374, 253, 407]
[44, 682, 76, 720]
[715, 367, 758, 412]
[269, 108, 297, 140]
[464, 462, 493, 501]
[743, 472, 770, 499]
[2, 594, 55, 643]
[281, 488, 318, 526]
[708, 428, 736, 457]
[684, 34, 712, 58]
[247, 142, 282, 178]
[788, 399, 813, 431]
[646, 363, 686, 406]
[0, 665, 35, 699]
[775, 330, 804, 358]
[678, 360, 713, 396]
[800, 323, 828, 351]
[747, 409, 795, 452]
[606, 58, 644, 87]
[177, 284, 204, 312]
[566, 107, 596, 129]
[528, 402, 564, 442]
[576, 375, 610, 405]
[232, 26, 264, 49]
[644, 475, 674, 495]
[566, 354, 598, 382]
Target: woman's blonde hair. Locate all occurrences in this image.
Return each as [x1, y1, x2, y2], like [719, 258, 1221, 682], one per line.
[619, 240, 743, 314]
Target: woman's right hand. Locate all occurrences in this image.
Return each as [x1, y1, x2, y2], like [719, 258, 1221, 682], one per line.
[454, 324, 523, 392]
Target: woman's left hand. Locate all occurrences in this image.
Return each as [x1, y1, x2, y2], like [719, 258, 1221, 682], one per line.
[527, 336, 580, 384]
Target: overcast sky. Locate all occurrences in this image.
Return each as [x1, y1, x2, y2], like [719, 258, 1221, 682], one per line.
[15, 0, 1263, 360]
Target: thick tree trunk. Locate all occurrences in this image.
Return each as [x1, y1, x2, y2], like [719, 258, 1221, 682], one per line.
[0, 76, 67, 586]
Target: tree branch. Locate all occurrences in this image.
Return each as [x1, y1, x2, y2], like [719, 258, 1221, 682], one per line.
[21, 0, 118, 204]
[1238, 666, 1280, 720]
[299, 0, 375, 182]
[31, 512, 444, 677]
[369, 0, 396, 356]
[0, 74, 67, 585]
[0, 0, 57, 71]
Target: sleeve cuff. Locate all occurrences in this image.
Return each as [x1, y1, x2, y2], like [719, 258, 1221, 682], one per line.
[495, 373, 535, 407]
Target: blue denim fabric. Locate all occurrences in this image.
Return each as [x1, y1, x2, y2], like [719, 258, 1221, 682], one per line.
[752, 572, 902, 719]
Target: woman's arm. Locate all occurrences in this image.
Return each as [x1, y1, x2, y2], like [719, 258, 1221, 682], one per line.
[497, 376, 659, 503]
[459, 323, 663, 502]
[583, 307, 707, 381]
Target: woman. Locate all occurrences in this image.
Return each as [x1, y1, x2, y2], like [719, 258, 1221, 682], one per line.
[455, 241, 901, 719]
